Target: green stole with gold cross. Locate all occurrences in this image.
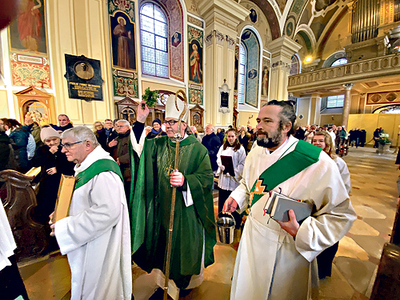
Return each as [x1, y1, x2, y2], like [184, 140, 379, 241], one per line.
[249, 140, 322, 207]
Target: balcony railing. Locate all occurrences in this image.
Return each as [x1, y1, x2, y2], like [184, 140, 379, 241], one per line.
[288, 53, 400, 93]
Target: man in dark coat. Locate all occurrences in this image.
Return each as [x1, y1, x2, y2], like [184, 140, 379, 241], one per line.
[202, 123, 221, 172]
[0, 121, 11, 172]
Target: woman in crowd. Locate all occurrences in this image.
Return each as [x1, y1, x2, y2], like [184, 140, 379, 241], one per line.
[312, 130, 351, 279]
[93, 121, 107, 149]
[146, 118, 166, 139]
[1, 118, 33, 172]
[238, 126, 249, 154]
[31, 126, 75, 224]
[216, 128, 246, 228]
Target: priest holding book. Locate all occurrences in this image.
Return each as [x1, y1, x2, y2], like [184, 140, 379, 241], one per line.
[223, 100, 356, 300]
[50, 126, 132, 300]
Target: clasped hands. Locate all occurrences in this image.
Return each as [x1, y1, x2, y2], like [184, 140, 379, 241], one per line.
[222, 196, 300, 237]
[170, 170, 185, 187]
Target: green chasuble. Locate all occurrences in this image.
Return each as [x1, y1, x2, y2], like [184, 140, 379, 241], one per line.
[129, 135, 216, 289]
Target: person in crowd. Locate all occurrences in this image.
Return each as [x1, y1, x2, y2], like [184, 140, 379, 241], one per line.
[216, 128, 225, 143]
[51, 114, 73, 133]
[304, 124, 317, 143]
[216, 128, 246, 228]
[110, 119, 134, 201]
[373, 127, 383, 148]
[190, 125, 202, 142]
[202, 123, 221, 173]
[23, 111, 43, 148]
[223, 100, 356, 300]
[129, 94, 216, 299]
[31, 126, 75, 224]
[103, 118, 116, 141]
[144, 126, 152, 136]
[312, 130, 352, 279]
[93, 121, 108, 149]
[0, 203, 29, 300]
[146, 118, 166, 139]
[0, 119, 12, 172]
[339, 125, 347, 145]
[50, 126, 132, 300]
[1, 118, 31, 172]
[293, 124, 305, 141]
[238, 126, 250, 154]
[327, 125, 336, 145]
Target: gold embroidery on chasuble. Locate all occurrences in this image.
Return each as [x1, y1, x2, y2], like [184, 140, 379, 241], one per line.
[159, 141, 194, 178]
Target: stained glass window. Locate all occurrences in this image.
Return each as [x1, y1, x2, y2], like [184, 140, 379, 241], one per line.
[238, 43, 247, 104]
[140, 3, 168, 78]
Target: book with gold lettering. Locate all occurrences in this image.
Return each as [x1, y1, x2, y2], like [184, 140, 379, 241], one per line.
[54, 174, 76, 222]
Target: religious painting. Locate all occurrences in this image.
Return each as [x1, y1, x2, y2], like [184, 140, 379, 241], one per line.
[172, 32, 181, 47]
[261, 58, 270, 98]
[188, 25, 204, 105]
[109, 0, 135, 18]
[11, 53, 51, 88]
[8, 0, 48, 56]
[110, 11, 136, 70]
[64, 54, 103, 101]
[188, 40, 203, 83]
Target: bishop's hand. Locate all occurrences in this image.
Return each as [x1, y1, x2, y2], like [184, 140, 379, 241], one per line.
[137, 100, 150, 123]
[276, 209, 300, 237]
[170, 170, 185, 187]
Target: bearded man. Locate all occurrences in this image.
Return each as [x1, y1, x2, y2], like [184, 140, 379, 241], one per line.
[223, 100, 356, 300]
[130, 94, 216, 300]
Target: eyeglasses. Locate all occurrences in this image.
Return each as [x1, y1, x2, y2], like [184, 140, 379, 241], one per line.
[163, 120, 179, 126]
[60, 141, 83, 150]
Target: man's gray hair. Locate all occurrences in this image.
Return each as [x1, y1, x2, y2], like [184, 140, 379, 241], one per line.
[61, 126, 99, 147]
[116, 119, 130, 127]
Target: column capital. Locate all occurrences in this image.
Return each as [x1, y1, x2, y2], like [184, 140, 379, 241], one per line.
[343, 83, 354, 90]
[269, 36, 302, 66]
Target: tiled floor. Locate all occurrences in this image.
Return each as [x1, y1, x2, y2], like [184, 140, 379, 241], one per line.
[18, 146, 399, 299]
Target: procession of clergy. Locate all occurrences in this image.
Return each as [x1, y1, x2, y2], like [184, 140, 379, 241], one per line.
[3, 95, 357, 300]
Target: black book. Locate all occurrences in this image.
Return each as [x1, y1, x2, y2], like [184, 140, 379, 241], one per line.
[221, 155, 235, 177]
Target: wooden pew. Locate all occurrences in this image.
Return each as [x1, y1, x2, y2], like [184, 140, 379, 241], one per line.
[0, 169, 49, 262]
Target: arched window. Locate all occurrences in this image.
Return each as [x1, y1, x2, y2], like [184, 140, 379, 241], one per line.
[237, 29, 260, 108]
[331, 58, 348, 67]
[290, 55, 300, 75]
[238, 43, 247, 104]
[139, 3, 168, 78]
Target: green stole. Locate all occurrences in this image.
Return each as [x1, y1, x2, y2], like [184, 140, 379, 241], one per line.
[249, 140, 322, 206]
[74, 159, 123, 190]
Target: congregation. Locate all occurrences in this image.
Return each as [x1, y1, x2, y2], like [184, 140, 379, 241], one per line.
[1, 99, 357, 300]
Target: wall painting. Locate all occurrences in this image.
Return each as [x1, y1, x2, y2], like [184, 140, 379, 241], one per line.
[11, 53, 51, 88]
[188, 24, 203, 105]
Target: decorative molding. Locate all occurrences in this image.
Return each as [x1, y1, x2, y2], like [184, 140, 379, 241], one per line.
[288, 53, 400, 93]
[205, 31, 214, 46]
[343, 83, 354, 90]
[226, 35, 235, 50]
[215, 30, 225, 45]
[187, 15, 204, 28]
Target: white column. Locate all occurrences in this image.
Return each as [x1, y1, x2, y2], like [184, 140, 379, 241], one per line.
[268, 36, 302, 101]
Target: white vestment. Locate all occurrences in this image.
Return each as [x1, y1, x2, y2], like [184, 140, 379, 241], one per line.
[334, 156, 351, 194]
[55, 146, 132, 300]
[230, 136, 356, 300]
[216, 145, 246, 191]
[0, 203, 16, 271]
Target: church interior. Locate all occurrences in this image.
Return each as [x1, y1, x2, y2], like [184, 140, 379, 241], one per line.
[2, 0, 400, 299]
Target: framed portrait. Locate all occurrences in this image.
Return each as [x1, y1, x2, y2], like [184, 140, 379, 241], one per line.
[8, 0, 48, 56]
[188, 40, 203, 84]
[110, 11, 136, 70]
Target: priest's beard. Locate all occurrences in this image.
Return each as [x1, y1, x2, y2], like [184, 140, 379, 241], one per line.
[256, 129, 284, 149]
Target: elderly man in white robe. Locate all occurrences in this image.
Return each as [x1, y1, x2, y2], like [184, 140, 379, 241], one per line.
[50, 126, 132, 300]
[223, 100, 356, 300]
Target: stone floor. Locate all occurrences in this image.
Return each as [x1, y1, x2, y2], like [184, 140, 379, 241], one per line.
[18, 146, 400, 299]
